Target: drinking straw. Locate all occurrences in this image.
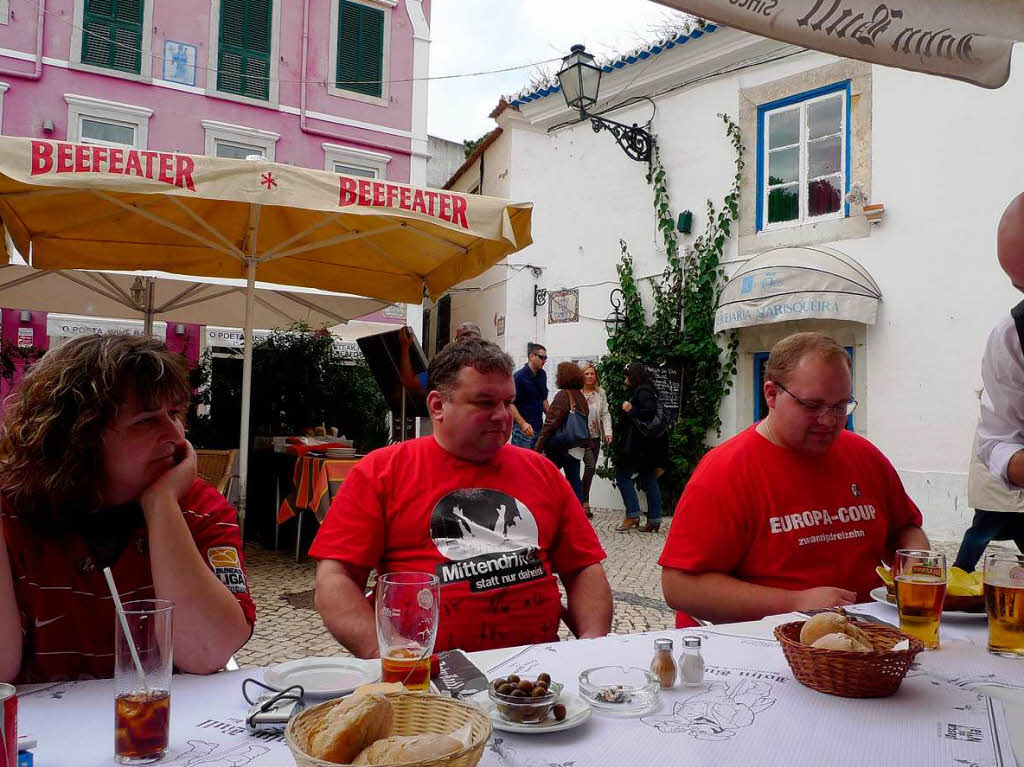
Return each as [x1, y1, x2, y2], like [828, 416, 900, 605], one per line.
[103, 567, 150, 693]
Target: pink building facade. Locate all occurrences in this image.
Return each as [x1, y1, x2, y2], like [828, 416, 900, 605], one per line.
[0, 0, 428, 380]
[0, 0, 431, 182]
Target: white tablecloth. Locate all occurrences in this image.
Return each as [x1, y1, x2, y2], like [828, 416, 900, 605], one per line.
[15, 603, 1024, 767]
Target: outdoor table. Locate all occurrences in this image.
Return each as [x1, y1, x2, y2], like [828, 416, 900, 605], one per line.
[276, 455, 360, 562]
[15, 604, 1024, 767]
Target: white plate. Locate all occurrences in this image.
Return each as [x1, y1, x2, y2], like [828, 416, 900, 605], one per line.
[869, 586, 987, 620]
[264, 657, 380, 698]
[469, 690, 591, 734]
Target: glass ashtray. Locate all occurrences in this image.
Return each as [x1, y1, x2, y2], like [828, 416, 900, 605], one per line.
[578, 666, 660, 715]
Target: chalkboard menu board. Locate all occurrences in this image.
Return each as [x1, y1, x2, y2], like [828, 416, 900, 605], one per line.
[648, 364, 682, 424]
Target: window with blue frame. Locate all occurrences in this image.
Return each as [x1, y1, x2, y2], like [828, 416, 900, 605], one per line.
[754, 348, 855, 430]
[756, 82, 850, 231]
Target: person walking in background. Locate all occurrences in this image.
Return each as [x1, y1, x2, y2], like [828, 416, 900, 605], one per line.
[535, 362, 590, 504]
[615, 363, 665, 533]
[581, 364, 612, 519]
[510, 342, 549, 449]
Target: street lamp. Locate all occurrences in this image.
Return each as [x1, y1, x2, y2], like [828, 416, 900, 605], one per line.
[130, 276, 146, 307]
[604, 288, 625, 337]
[556, 44, 653, 164]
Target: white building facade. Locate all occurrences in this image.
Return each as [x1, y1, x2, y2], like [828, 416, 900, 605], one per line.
[443, 26, 1024, 540]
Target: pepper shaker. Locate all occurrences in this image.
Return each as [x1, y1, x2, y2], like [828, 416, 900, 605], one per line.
[679, 636, 704, 686]
[650, 638, 677, 689]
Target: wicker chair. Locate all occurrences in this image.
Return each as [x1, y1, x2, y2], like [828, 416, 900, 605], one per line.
[195, 449, 238, 499]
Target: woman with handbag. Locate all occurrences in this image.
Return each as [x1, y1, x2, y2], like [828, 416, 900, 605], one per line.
[616, 362, 665, 533]
[535, 362, 590, 503]
[581, 364, 612, 519]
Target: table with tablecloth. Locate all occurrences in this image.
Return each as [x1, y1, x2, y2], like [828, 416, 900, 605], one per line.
[14, 604, 1024, 767]
[275, 454, 360, 562]
[276, 455, 360, 526]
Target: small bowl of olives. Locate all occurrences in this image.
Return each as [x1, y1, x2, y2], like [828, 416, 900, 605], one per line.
[487, 673, 563, 724]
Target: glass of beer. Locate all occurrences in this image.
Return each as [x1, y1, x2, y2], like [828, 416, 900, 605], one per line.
[893, 549, 947, 649]
[114, 599, 174, 764]
[375, 572, 440, 692]
[984, 553, 1024, 658]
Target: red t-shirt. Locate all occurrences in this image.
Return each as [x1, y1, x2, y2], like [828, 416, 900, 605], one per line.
[659, 426, 922, 627]
[309, 437, 606, 653]
[3, 479, 256, 683]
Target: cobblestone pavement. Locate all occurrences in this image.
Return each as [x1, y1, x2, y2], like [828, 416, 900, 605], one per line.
[233, 510, 994, 669]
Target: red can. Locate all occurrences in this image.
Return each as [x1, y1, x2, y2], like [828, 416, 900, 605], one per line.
[0, 683, 15, 767]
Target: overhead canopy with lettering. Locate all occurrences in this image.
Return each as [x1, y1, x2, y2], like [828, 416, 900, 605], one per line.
[714, 245, 882, 332]
[0, 135, 535, 523]
[0, 137, 533, 303]
[652, 0, 1024, 89]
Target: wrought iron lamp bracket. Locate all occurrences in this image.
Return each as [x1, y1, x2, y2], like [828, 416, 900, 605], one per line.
[534, 284, 548, 317]
[589, 114, 652, 164]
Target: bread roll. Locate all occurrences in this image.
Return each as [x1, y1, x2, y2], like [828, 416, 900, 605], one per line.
[799, 612, 848, 646]
[350, 682, 407, 698]
[842, 621, 874, 651]
[810, 632, 871, 652]
[309, 693, 393, 764]
[352, 734, 462, 765]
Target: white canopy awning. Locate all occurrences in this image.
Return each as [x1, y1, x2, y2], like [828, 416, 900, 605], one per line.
[652, 1, 1024, 89]
[714, 246, 882, 333]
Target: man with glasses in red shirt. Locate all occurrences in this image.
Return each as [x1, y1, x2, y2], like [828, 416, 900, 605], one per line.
[660, 332, 929, 627]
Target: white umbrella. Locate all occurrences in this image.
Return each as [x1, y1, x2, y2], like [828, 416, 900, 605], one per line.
[0, 263, 388, 331]
[652, 1, 1024, 88]
[0, 262, 388, 522]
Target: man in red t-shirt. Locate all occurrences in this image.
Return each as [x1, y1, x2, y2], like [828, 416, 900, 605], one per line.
[311, 339, 611, 656]
[0, 335, 255, 683]
[660, 332, 929, 627]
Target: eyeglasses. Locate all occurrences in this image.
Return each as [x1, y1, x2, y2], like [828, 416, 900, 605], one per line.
[534, 354, 548, 361]
[773, 381, 857, 419]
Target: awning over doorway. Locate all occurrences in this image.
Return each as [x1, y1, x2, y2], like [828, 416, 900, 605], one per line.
[714, 246, 882, 333]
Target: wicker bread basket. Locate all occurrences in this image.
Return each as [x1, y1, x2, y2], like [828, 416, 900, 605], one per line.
[285, 693, 492, 767]
[774, 621, 924, 698]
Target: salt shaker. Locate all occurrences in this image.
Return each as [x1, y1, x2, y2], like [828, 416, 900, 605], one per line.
[650, 638, 677, 689]
[679, 636, 704, 686]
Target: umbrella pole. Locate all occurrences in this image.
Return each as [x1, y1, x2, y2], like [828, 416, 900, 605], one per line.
[143, 277, 155, 336]
[238, 258, 257, 537]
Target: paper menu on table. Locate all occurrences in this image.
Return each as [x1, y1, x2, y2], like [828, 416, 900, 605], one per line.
[17, 671, 291, 767]
[481, 630, 1018, 767]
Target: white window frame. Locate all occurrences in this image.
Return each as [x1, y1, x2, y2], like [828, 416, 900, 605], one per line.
[760, 90, 847, 232]
[65, 93, 152, 148]
[70, 0, 155, 82]
[207, 0, 282, 107]
[328, 0, 394, 107]
[202, 119, 280, 160]
[0, 83, 8, 133]
[0, 1, 9, 25]
[323, 142, 389, 178]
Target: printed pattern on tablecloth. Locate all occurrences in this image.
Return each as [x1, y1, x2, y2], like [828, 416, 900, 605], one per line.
[477, 629, 1021, 767]
[16, 671, 292, 767]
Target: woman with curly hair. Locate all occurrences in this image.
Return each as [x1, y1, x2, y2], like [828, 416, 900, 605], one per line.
[0, 334, 255, 683]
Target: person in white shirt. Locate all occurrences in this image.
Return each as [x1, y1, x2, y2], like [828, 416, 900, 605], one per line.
[956, 192, 1024, 570]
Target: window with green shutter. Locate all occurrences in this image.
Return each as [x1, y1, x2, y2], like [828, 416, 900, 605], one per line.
[336, 0, 384, 98]
[217, 0, 272, 100]
[81, 0, 144, 74]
